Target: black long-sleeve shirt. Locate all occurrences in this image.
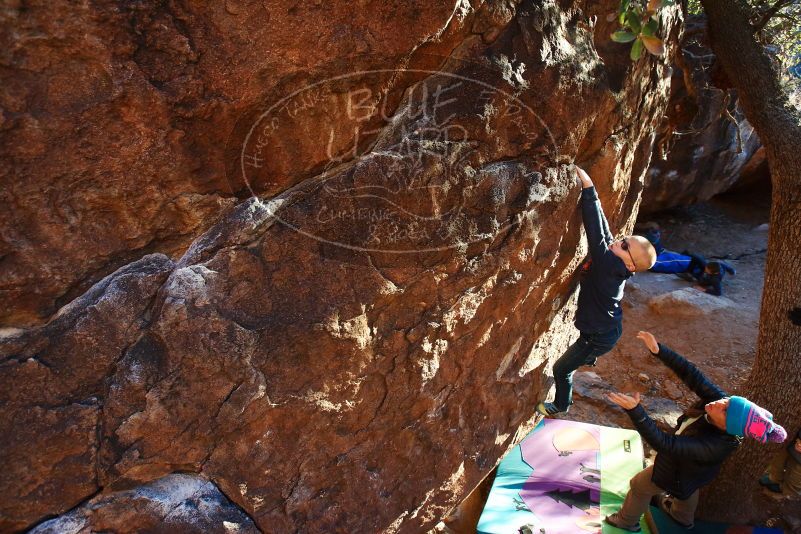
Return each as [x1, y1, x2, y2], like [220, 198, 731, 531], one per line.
[574, 187, 632, 334]
[624, 344, 741, 499]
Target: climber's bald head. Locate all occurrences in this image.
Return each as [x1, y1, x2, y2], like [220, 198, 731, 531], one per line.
[609, 235, 657, 273]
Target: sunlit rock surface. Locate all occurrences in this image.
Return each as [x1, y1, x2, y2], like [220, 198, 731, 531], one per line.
[0, 0, 681, 531]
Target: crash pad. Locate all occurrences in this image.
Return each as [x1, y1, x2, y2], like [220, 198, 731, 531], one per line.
[648, 505, 783, 534]
[477, 418, 649, 534]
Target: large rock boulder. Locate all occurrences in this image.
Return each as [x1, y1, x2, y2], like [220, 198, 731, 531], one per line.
[30, 474, 259, 534]
[641, 16, 767, 213]
[648, 287, 734, 316]
[0, 0, 480, 327]
[0, 0, 681, 532]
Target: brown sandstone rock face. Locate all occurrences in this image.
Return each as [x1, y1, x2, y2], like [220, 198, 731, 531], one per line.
[0, 0, 681, 532]
[0, 0, 466, 327]
[641, 16, 767, 213]
[0, 254, 175, 532]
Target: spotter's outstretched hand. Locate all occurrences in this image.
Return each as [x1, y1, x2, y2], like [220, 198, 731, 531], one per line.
[636, 331, 659, 354]
[607, 391, 641, 410]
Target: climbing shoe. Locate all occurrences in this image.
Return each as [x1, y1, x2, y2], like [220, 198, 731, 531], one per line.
[759, 474, 781, 493]
[604, 513, 641, 532]
[536, 401, 563, 417]
[657, 495, 694, 529]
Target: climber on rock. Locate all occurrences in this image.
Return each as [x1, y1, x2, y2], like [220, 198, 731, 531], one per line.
[536, 165, 657, 417]
[605, 331, 787, 531]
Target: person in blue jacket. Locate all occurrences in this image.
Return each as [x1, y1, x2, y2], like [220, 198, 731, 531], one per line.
[536, 166, 657, 416]
[605, 331, 787, 531]
[690, 257, 736, 296]
[643, 224, 693, 274]
[643, 223, 736, 296]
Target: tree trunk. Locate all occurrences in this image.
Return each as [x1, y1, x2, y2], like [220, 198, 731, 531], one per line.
[697, 0, 801, 524]
[700, 164, 801, 524]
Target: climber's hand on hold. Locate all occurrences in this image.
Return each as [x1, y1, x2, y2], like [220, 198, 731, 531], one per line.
[607, 391, 641, 410]
[636, 331, 659, 354]
[574, 165, 594, 188]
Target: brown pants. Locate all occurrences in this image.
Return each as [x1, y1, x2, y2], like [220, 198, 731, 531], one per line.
[767, 448, 801, 495]
[616, 465, 698, 526]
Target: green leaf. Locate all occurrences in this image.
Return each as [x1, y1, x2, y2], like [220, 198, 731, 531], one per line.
[642, 18, 658, 37]
[630, 37, 644, 60]
[611, 30, 637, 43]
[625, 11, 642, 33]
[642, 35, 666, 56]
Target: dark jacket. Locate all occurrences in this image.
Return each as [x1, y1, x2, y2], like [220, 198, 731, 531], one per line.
[625, 344, 741, 499]
[687, 254, 736, 296]
[574, 187, 632, 334]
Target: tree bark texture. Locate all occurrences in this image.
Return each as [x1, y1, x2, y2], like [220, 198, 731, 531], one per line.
[698, 0, 801, 524]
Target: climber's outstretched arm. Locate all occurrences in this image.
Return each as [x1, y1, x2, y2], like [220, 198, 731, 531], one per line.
[575, 166, 614, 258]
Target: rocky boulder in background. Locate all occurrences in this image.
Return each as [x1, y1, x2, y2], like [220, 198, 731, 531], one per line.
[0, 0, 681, 532]
[648, 287, 734, 316]
[641, 16, 768, 213]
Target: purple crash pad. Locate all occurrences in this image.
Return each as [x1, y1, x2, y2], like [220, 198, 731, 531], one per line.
[519, 419, 603, 534]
